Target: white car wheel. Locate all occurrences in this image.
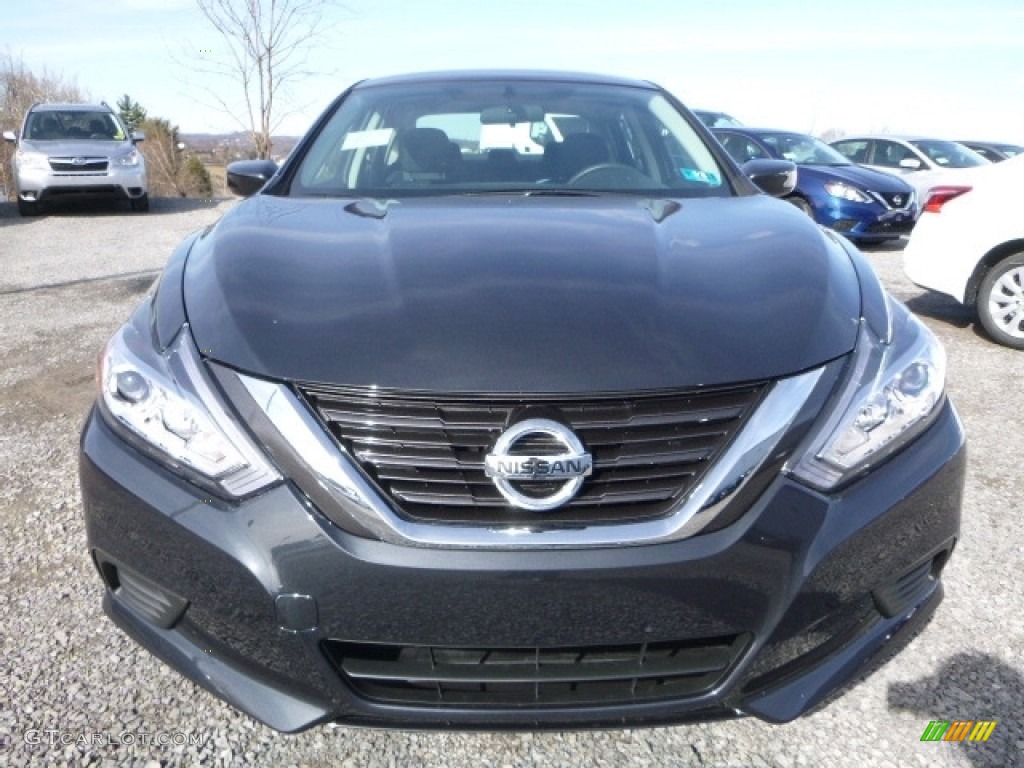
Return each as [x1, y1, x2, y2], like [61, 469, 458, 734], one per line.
[978, 253, 1024, 350]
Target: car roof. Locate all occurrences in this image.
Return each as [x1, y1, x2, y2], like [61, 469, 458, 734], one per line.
[959, 140, 1024, 148]
[712, 127, 810, 137]
[32, 103, 113, 112]
[832, 135, 946, 143]
[354, 69, 657, 90]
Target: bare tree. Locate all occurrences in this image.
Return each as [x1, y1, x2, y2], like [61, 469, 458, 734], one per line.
[139, 116, 216, 198]
[139, 117, 188, 196]
[191, 0, 337, 159]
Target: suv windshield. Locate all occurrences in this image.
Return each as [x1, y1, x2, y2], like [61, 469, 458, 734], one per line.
[757, 133, 850, 166]
[908, 139, 988, 168]
[25, 110, 125, 141]
[291, 80, 730, 197]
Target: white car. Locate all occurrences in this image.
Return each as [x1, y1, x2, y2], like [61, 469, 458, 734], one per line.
[903, 155, 1024, 349]
[830, 135, 989, 213]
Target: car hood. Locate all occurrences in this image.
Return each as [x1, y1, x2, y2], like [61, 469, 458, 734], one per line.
[20, 138, 130, 156]
[183, 194, 860, 392]
[801, 163, 914, 193]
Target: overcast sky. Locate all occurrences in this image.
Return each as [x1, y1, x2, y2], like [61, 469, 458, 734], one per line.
[5, 0, 1023, 141]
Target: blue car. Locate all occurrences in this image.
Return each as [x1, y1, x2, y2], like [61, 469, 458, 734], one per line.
[713, 127, 917, 244]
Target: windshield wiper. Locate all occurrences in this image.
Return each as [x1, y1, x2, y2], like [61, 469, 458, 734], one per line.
[452, 188, 609, 198]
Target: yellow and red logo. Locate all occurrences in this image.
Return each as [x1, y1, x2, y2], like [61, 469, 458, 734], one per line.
[920, 720, 997, 742]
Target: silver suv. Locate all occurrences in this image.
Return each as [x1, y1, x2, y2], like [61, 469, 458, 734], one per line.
[3, 102, 148, 216]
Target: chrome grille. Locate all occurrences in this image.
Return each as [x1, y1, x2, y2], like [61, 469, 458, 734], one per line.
[49, 157, 108, 172]
[324, 634, 751, 708]
[297, 383, 766, 526]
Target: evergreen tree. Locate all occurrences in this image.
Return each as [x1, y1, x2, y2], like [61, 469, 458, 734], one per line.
[116, 94, 147, 132]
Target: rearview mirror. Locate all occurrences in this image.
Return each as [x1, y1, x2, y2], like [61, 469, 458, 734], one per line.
[480, 104, 544, 125]
[2, 130, 17, 143]
[898, 157, 922, 170]
[227, 159, 279, 197]
[131, 131, 146, 143]
[741, 159, 797, 197]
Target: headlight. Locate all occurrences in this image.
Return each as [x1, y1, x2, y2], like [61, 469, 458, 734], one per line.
[788, 299, 946, 490]
[15, 150, 49, 170]
[824, 181, 873, 204]
[98, 320, 281, 498]
[115, 149, 140, 166]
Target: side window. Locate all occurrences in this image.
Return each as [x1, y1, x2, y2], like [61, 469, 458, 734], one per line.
[875, 141, 914, 168]
[834, 140, 869, 164]
[717, 133, 767, 164]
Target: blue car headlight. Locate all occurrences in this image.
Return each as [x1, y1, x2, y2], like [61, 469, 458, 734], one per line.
[824, 181, 873, 204]
[97, 320, 281, 498]
[788, 298, 946, 490]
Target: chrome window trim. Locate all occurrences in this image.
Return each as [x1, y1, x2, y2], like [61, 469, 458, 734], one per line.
[238, 366, 825, 550]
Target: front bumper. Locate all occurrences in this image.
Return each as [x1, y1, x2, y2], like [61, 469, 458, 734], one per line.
[14, 163, 147, 202]
[818, 200, 917, 242]
[79, 400, 965, 732]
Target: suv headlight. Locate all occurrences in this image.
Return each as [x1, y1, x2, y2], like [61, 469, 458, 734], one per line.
[15, 149, 48, 170]
[97, 319, 280, 498]
[115, 149, 141, 166]
[788, 299, 946, 490]
[824, 181, 873, 204]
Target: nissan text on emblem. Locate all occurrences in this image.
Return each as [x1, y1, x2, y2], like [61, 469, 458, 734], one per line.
[484, 419, 593, 511]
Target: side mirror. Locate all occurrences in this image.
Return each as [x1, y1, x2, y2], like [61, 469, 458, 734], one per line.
[741, 158, 797, 197]
[2, 130, 17, 143]
[131, 131, 146, 143]
[226, 159, 279, 197]
[898, 157, 922, 170]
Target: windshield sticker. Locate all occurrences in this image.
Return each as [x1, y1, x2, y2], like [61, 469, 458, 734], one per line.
[680, 168, 720, 185]
[341, 128, 395, 150]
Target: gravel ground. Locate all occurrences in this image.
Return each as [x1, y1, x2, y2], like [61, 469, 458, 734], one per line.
[1, 198, 1021, 768]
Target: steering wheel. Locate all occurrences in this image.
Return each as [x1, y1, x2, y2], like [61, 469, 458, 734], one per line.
[566, 163, 656, 189]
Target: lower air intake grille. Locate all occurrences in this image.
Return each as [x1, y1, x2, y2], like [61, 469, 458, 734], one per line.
[296, 383, 765, 526]
[865, 219, 915, 235]
[323, 634, 751, 708]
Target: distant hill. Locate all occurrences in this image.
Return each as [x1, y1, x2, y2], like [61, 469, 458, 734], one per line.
[179, 132, 301, 163]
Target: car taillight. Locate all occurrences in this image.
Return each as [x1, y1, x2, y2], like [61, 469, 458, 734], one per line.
[923, 186, 972, 213]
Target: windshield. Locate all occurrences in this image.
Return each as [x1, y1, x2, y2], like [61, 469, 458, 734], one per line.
[291, 80, 730, 197]
[909, 140, 988, 168]
[695, 110, 743, 128]
[25, 110, 125, 141]
[756, 133, 850, 165]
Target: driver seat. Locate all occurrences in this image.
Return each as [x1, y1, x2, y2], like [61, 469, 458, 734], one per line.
[547, 133, 610, 181]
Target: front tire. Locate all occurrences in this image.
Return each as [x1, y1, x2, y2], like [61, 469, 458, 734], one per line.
[787, 195, 814, 219]
[17, 199, 40, 217]
[130, 194, 150, 212]
[977, 253, 1024, 349]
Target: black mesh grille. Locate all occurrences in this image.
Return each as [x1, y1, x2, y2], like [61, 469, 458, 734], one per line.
[865, 219, 915, 235]
[878, 191, 912, 209]
[296, 383, 765, 526]
[323, 634, 751, 708]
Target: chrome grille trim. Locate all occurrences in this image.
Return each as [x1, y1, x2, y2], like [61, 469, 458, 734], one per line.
[49, 156, 109, 172]
[237, 366, 825, 550]
[300, 384, 762, 526]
